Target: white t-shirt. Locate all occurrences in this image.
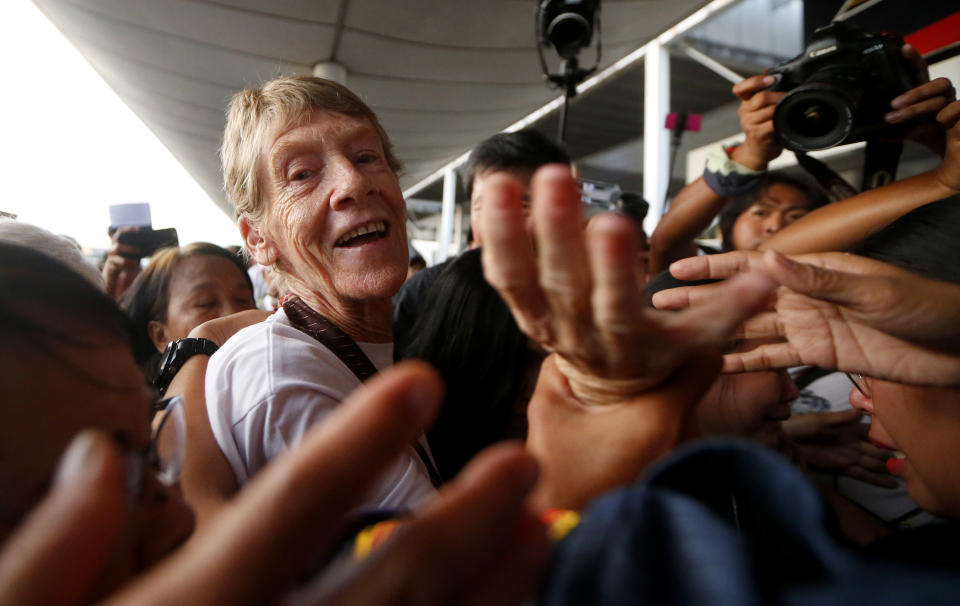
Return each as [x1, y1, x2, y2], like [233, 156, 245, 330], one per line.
[206, 307, 436, 509]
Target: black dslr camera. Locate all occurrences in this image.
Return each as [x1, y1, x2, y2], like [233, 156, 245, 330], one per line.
[767, 21, 916, 152]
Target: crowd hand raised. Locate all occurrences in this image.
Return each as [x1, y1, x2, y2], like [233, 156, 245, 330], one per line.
[105, 361, 546, 606]
[885, 45, 956, 155]
[654, 249, 960, 386]
[730, 74, 786, 171]
[0, 363, 546, 606]
[101, 226, 144, 300]
[783, 409, 897, 489]
[480, 165, 778, 407]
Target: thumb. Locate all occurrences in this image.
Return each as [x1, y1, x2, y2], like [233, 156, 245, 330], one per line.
[0, 430, 129, 606]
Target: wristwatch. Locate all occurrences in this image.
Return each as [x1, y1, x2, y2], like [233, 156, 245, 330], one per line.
[155, 337, 219, 396]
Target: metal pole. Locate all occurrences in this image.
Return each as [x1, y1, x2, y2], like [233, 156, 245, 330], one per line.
[679, 42, 743, 85]
[438, 167, 457, 262]
[643, 40, 670, 235]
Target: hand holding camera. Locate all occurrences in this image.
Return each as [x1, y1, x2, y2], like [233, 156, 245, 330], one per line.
[731, 74, 787, 171]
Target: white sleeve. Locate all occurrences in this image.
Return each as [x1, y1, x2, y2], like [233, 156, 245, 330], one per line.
[232, 386, 341, 479]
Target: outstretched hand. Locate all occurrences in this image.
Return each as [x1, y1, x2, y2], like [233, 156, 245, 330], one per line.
[0, 363, 548, 606]
[654, 250, 960, 386]
[480, 165, 777, 407]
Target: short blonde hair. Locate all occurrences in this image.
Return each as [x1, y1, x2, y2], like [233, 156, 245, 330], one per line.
[220, 75, 402, 226]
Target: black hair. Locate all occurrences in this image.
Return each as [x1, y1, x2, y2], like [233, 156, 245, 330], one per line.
[121, 242, 254, 378]
[461, 130, 570, 197]
[0, 241, 132, 364]
[718, 171, 828, 252]
[399, 248, 531, 482]
[853, 194, 960, 285]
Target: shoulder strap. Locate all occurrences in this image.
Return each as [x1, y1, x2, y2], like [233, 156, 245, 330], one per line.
[282, 295, 442, 487]
[283, 295, 378, 381]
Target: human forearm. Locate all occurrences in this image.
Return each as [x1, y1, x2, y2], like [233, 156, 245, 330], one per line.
[759, 170, 957, 254]
[649, 177, 728, 273]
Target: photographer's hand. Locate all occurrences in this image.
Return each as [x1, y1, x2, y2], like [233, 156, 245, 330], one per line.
[102, 226, 143, 300]
[885, 45, 956, 156]
[731, 74, 785, 171]
[932, 100, 960, 193]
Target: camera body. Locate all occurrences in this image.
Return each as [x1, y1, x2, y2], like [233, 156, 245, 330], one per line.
[767, 21, 916, 152]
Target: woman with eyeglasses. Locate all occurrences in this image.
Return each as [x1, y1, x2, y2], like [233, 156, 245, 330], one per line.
[0, 242, 194, 594]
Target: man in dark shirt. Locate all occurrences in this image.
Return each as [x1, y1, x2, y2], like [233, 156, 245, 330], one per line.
[393, 130, 570, 357]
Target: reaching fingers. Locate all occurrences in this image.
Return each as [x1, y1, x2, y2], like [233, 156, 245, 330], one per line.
[652, 281, 727, 311]
[735, 311, 783, 340]
[760, 250, 866, 307]
[109, 362, 445, 606]
[317, 444, 546, 606]
[586, 213, 645, 366]
[532, 165, 594, 355]
[480, 172, 553, 344]
[732, 74, 776, 100]
[669, 272, 777, 349]
[0, 431, 128, 606]
[668, 250, 763, 281]
[722, 340, 800, 373]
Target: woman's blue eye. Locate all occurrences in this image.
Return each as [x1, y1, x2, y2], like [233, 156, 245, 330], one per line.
[292, 170, 311, 181]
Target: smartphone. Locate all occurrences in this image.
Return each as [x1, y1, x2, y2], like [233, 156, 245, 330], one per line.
[118, 227, 179, 257]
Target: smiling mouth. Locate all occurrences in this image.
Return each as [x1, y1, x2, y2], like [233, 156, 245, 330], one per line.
[335, 220, 388, 247]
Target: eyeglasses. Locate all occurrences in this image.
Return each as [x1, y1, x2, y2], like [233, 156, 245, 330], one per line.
[125, 395, 186, 497]
[846, 372, 872, 399]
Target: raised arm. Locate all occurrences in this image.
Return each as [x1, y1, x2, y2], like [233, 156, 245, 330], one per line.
[479, 165, 776, 509]
[649, 75, 785, 272]
[760, 98, 960, 255]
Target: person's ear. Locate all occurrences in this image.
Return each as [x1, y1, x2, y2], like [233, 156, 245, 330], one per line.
[238, 216, 278, 267]
[148, 320, 170, 353]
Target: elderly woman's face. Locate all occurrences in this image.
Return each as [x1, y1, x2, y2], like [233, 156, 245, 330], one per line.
[256, 110, 408, 304]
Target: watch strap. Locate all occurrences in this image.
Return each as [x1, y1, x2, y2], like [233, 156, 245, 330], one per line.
[156, 337, 219, 395]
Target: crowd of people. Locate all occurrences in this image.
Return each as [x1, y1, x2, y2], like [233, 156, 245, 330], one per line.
[2, 38, 960, 605]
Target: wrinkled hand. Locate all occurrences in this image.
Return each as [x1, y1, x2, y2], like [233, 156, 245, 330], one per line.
[654, 250, 960, 385]
[932, 100, 960, 192]
[188, 309, 272, 347]
[1, 363, 547, 606]
[783, 409, 896, 489]
[480, 165, 777, 406]
[102, 226, 144, 300]
[884, 45, 956, 154]
[731, 74, 785, 170]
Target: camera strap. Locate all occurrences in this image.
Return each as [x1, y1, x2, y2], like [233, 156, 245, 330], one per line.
[793, 152, 859, 201]
[860, 139, 903, 191]
[794, 139, 903, 201]
[282, 295, 443, 487]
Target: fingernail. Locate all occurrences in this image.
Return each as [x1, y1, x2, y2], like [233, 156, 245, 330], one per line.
[884, 110, 902, 123]
[762, 75, 775, 85]
[53, 430, 106, 489]
[890, 96, 908, 109]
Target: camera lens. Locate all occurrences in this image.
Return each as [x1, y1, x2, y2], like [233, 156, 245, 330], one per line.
[547, 13, 592, 59]
[773, 83, 856, 152]
[788, 103, 839, 139]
